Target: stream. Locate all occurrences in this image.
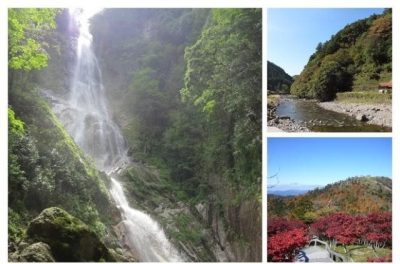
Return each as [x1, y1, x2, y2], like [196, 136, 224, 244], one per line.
[50, 9, 183, 262]
[275, 95, 390, 132]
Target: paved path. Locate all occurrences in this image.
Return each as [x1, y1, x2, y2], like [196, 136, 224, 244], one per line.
[301, 246, 333, 262]
[297, 238, 347, 262]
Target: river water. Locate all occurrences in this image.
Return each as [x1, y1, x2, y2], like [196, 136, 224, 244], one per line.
[275, 95, 390, 132]
[50, 9, 182, 262]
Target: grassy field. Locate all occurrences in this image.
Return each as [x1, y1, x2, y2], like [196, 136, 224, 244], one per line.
[267, 94, 280, 108]
[352, 71, 391, 92]
[334, 245, 391, 262]
[335, 91, 391, 104]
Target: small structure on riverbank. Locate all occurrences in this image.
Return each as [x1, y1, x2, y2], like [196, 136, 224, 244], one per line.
[378, 81, 392, 94]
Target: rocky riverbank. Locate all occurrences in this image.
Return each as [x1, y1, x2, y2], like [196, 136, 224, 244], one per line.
[267, 96, 310, 132]
[318, 102, 392, 128]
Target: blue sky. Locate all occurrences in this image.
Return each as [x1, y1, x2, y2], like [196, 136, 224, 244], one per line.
[268, 8, 385, 76]
[268, 138, 392, 190]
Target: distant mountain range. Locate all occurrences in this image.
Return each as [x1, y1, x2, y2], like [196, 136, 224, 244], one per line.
[269, 184, 321, 196]
[269, 189, 311, 197]
[268, 176, 391, 222]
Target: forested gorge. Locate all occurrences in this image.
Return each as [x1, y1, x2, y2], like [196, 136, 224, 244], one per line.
[8, 9, 261, 262]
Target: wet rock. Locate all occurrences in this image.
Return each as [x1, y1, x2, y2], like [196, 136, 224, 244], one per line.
[16, 242, 56, 262]
[356, 114, 368, 122]
[195, 203, 208, 222]
[27, 207, 115, 262]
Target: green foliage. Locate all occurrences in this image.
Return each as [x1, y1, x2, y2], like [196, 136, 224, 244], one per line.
[9, 108, 25, 136]
[26, 207, 114, 262]
[170, 212, 203, 244]
[183, 8, 262, 190]
[291, 10, 391, 101]
[9, 81, 113, 240]
[91, 9, 210, 162]
[267, 61, 293, 94]
[336, 91, 391, 104]
[90, 9, 261, 259]
[9, 208, 27, 244]
[9, 9, 59, 70]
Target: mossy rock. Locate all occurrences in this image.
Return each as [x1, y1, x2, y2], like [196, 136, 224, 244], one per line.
[27, 207, 115, 262]
[16, 242, 56, 262]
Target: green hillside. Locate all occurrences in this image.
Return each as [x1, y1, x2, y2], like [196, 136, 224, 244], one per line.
[267, 61, 293, 94]
[291, 9, 392, 101]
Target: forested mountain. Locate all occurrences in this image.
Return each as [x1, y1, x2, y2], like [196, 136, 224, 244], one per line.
[267, 61, 293, 94]
[291, 9, 392, 101]
[91, 9, 262, 261]
[9, 8, 261, 262]
[268, 176, 391, 223]
[268, 176, 392, 262]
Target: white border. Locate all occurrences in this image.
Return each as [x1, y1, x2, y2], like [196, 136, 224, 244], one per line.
[1, 0, 399, 263]
[266, 4, 396, 264]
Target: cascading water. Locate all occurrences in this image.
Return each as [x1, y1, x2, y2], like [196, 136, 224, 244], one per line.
[51, 9, 182, 262]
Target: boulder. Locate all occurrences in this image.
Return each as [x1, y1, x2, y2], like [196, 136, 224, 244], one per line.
[17, 242, 55, 262]
[27, 207, 115, 262]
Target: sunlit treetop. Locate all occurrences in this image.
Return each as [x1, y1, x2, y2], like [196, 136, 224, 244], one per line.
[9, 8, 60, 71]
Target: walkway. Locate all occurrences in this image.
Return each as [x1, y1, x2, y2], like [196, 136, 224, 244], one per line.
[296, 238, 347, 262]
[300, 247, 333, 262]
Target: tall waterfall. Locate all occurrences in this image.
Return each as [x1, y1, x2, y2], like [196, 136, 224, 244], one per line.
[52, 9, 182, 262]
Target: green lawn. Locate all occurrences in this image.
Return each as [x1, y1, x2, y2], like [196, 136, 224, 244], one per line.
[335, 91, 391, 104]
[334, 245, 391, 262]
[267, 95, 280, 108]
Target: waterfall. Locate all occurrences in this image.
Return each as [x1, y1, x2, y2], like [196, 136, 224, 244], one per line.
[51, 9, 182, 262]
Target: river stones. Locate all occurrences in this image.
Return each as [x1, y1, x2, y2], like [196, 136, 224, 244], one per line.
[356, 114, 369, 122]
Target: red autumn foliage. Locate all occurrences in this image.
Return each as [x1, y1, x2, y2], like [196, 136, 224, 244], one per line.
[268, 228, 309, 262]
[269, 212, 391, 262]
[268, 218, 306, 236]
[268, 218, 309, 261]
[310, 212, 391, 247]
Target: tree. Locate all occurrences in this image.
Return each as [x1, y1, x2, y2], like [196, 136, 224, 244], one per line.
[268, 228, 308, 262]
[268, 218, 306, 236]
[8, 8, 59, 70]
[311, 212, 392, 251]
[182, 9, 262, 188]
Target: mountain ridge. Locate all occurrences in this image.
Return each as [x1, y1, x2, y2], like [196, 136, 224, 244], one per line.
[268, 176, 391, 222]
[290, 9, 392, 101]
[267, 61, 293, 94]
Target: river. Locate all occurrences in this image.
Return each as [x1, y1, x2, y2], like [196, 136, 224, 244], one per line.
[275, 95, 390, 132]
